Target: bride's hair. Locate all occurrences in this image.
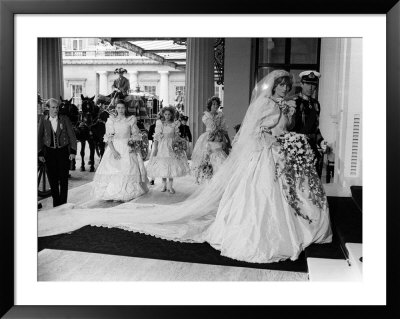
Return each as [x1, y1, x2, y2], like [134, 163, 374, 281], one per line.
[272, 75, 293, 95]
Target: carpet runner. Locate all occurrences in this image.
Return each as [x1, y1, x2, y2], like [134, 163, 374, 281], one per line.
[38, 196, 361, 273]
[38, 225, 308, 273]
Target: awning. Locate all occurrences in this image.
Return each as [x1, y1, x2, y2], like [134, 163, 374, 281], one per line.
[100, 38, 186, 71]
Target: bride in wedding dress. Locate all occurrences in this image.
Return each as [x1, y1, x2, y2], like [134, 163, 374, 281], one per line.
[38, 70, 332, 264]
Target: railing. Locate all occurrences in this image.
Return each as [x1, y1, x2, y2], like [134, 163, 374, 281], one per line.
[63, 50, 131, 57]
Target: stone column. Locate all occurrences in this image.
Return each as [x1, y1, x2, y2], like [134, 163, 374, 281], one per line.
[37, 38, 64, 100]
[158, 71, 169, 105]
[185, 38, 215, 144]
[97, 71, 109, 95]
[129, 71, 139, 92]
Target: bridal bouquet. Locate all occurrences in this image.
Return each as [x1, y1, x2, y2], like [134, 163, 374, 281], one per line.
[195, 154, 213, 184]
[127, 138, 142, 154]
[274, 132, 327, 223]
[172, 137, 187, 159]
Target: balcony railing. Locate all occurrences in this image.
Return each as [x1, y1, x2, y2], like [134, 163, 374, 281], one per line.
[63, 50, 131, 57]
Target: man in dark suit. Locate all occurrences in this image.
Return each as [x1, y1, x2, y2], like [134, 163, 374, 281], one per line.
[290, 70, 326, 177]
[38, 98, 77, 207]
[179, 115, 192, 159]
[179, 115, 192, 143]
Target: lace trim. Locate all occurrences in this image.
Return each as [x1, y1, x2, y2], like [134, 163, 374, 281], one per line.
[88, 225, 303, 264]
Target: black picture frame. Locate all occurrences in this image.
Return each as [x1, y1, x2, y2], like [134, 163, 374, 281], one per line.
[1, 0, 399, 317]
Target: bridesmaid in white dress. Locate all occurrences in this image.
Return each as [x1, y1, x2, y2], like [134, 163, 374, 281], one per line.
[191, 96, 230, 177]
[91, 101, 148, 201]
[146, 106, 190, 194]
[196, 136, 228, 184]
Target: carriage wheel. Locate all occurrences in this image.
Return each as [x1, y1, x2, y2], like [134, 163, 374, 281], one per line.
[38, 161, 52, 197]
[140, 130, 149, 160]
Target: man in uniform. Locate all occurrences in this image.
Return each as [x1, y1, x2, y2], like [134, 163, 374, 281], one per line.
[38, 98, 77, 207]
[290, 70, 326, 177]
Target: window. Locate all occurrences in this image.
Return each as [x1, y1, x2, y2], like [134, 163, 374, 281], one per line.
[254, 38, 321, 96]
[214, 85, 220, 97]
[144, 85, 157, 96]
[71, 84, 83, 107]
[175, 86, 185, 96]
[72, 39, 83, 50]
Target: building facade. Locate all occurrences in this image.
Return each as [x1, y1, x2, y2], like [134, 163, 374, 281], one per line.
[61, 38, 186, 107]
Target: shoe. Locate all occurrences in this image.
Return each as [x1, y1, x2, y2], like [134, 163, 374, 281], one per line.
[167, 182, 175, 194]
[161, 183, 167, 192]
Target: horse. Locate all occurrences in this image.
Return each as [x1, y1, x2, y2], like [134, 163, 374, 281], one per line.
[59, 97, 81, 171]
[80, 94, 110, 172]
[59, 96, 80, 125]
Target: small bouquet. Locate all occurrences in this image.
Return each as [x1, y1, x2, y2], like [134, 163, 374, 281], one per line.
[172, 137, 187, 159]
[274, 132, 327, 224]
[128, 138, 142, 153]
[195, 155, 213, 184]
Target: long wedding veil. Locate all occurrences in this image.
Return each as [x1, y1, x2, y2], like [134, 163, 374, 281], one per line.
[38, 70, 290, 239]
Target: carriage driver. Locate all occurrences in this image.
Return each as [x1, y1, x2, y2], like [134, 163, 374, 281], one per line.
[111, 67, 130, 100]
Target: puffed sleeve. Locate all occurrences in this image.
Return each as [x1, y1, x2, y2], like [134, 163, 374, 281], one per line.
[104, 116, 115, 142]
[259, 98, 281, 131]
[153, 120, 163, 142]
[129, 116, 142, 141]
[202, 112, 216, 131]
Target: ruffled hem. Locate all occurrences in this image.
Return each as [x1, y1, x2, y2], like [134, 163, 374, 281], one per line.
[92, 177, 149, 201]
[147, 156, 190, 178]
[93, 172, 146, 184]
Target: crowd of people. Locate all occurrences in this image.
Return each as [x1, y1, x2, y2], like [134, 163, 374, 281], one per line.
[38, 69, 332, 264]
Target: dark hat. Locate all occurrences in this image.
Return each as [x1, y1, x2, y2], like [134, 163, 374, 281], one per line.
[300, 70, 321, 85]
[114, 67, 127, 74]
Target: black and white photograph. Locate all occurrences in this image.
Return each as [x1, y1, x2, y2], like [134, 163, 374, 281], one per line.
[36, 36, 363, 282]
[2, 9, 394, 315]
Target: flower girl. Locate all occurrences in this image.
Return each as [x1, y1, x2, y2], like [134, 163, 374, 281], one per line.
[191, 96, 231, 179]
[195, 130, 228, 184]
[146, 106, 190, 194]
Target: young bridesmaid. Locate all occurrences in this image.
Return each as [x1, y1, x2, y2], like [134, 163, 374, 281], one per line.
[146, 106, 190, 194]
[191, 96, 231, 178]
